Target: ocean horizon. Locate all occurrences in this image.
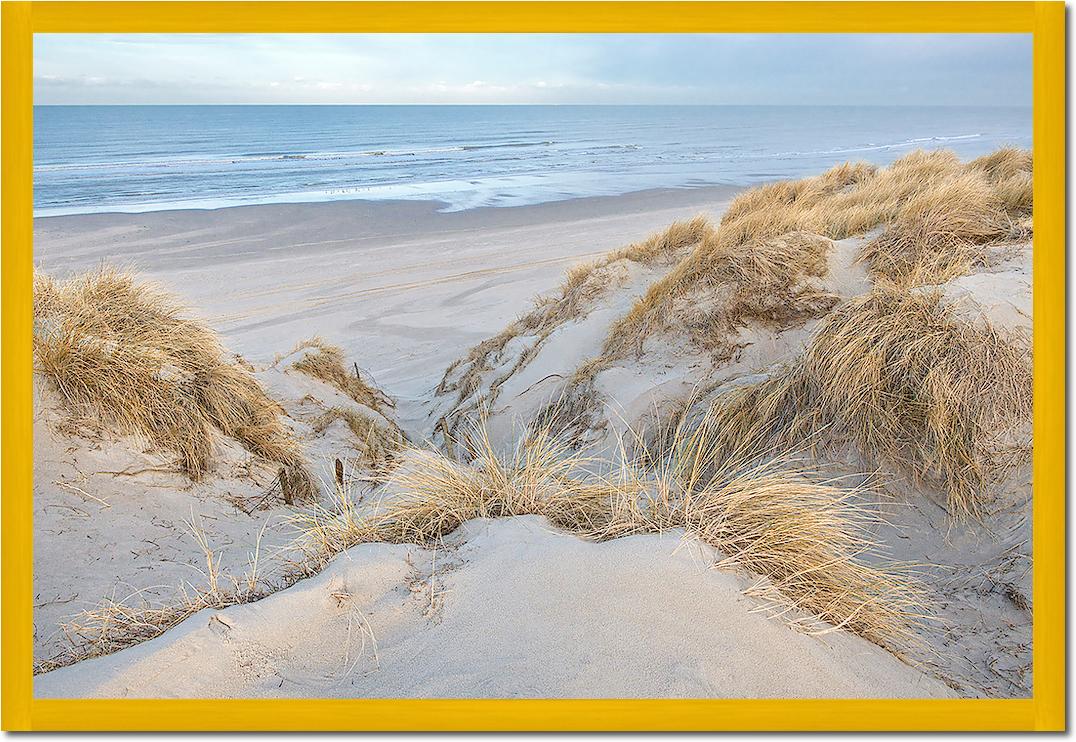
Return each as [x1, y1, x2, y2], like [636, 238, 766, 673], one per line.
[34, 104, 1032, 217]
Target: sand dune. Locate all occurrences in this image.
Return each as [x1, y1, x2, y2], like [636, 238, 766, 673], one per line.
[32, 151, 1033, 699]
[35, 517, 953, 699]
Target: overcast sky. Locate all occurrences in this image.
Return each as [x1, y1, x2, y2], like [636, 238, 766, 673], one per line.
[34, 34, 1032, 106]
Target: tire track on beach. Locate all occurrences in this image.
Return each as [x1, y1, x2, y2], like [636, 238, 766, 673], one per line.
[220, 238, 547, 304]
[206, 216, 629, 304]
[208, 248, 610, 326]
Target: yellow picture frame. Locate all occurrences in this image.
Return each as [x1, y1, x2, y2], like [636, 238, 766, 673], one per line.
[2, 2, 1065, 730]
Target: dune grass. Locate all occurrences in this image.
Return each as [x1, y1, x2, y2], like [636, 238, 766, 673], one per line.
[859, 172, 1010, 287]
[286, 337, 394, 414]
[603, 228, 840, 360]
[501, 148, 1032, 447]
[39, 415, 921, 672]
[313, 406, 404, 467]
[685, 289, 1032, 519]
[290, 418, 922, 651]
[34, 267, 314, 497]
[668, 420, 921, 643]
[528, 222, 842, 441]
[600, 148, 1032, 360]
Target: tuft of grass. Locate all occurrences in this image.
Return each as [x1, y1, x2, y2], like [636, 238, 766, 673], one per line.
[689, 289, 1032, 519]
[34, 267, 313, 497]
[371, 438, 568, 546]
[969, 146, 1033, 183]
[39, 592, 225, 675]
[287, 337, 393, 414]
[313, 406, 405, 467]
[859, 172, 1009, 287]
[607, 214, 714, 265]
[661, 414, 921, 644]
[289, 419, 923, 651]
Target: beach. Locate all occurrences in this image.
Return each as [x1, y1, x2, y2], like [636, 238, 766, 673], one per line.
[22, 26, 1047, 717]
[32, 151, 1034, 700]
[34, 186, 739, 432]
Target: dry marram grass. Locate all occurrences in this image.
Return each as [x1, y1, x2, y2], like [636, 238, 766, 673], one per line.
[287, 337, 394, 414]
[290, 419, 922, 651]
[859, 173, 1009, 287]
[33, 267, 313, 497]
[689, 289, 1032, 519]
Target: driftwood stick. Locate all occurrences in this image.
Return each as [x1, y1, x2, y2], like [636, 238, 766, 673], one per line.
[99, 466, 173, 478]
[438, 417, 456, 461]
[334, 458, 345, 491]
[279, 468, 294, 506]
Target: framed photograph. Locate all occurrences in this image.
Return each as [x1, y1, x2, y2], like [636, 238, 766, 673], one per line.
[2, 0, 1065, 731]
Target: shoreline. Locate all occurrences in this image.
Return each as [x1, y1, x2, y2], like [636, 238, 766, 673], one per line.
[33, 183, 741, 230]
[32, 182, 746, 221]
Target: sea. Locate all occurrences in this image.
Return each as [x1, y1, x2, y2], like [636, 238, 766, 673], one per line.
[33, 105, 1032, 217]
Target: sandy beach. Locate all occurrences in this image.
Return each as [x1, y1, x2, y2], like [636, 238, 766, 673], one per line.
[32, 151, 1034, 700]
[35, 186, 739, 433]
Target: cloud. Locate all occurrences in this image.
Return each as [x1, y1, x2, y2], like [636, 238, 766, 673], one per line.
[32, 33, 1031, 106]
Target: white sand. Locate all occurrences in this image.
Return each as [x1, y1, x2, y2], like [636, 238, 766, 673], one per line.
[34, 516, 953, 699]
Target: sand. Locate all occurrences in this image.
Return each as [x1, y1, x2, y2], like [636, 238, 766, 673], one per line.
[34, 516, 953, 699]
[32, 185, 1028, 698]
[32, 187, 740, 666]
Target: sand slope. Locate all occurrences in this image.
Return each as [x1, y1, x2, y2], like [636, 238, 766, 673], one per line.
[33, 350, 399, 668]
[431, 232, 874, 456]
[35, 516, 953, 699]
[428, 241, 1034, 698]
[420, 172, 1034, 698]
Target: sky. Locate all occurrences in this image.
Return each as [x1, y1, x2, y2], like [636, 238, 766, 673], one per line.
[34, 34, 1032, 106]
